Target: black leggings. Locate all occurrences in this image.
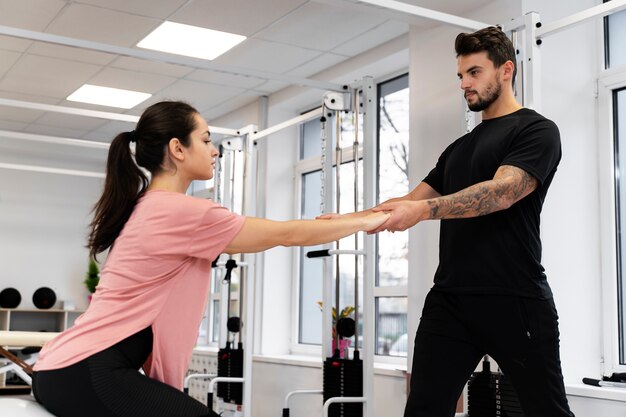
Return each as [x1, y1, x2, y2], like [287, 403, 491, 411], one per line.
[33, 327, 216, 417]
[404, 291, 575, 417]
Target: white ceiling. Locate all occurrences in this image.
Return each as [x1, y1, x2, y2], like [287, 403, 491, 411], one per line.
[0, 0, 492, 171]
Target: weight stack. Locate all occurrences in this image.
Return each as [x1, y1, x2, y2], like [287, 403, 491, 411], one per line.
[217, 346, 243, 404]
[323, 357, 363, 417]
[467, 362, 525, 417]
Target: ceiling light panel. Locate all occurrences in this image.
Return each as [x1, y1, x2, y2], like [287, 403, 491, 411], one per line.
[67, 85, 151, 109]
[137, 21, 246, 60]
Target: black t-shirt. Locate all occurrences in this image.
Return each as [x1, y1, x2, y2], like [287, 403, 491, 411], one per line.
[423, 108, 561, 299]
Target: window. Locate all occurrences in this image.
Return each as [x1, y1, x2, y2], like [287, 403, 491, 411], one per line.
[296, 74, 409, 358]
[602, 5, 626, 374]
[297, 116, 364, 346]
[375, 74, 409, 356]
[604, 1, 626, 69]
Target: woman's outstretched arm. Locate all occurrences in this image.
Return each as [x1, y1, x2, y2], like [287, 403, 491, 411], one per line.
[224, 211, 389, 254]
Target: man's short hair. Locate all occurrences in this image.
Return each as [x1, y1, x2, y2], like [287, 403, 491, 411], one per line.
[455, 26, 517, 85]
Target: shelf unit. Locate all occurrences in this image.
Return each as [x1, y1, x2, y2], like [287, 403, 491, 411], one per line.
[0, 308, 83, 333]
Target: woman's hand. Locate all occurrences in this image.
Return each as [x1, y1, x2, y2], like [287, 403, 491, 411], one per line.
[359, 211, 391, 233]
[316, 213, 343, 220]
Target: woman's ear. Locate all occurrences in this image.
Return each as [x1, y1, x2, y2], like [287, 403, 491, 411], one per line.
[168, 138, 185, 161]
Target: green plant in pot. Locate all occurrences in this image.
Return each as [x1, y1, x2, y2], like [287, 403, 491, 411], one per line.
[84, 258, 100, 300]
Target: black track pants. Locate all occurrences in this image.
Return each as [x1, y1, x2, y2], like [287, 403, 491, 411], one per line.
[403, 290, 575, 417]
[33, 327, 217, 417]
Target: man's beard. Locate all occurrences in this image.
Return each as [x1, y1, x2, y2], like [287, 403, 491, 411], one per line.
[466, 78, 502, 112]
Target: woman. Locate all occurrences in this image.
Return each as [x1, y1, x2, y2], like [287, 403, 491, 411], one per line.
[31, 101, 388, 417]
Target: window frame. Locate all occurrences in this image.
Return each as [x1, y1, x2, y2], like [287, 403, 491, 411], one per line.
[290, 72, 410, 365]
[598, 65, 626, 375]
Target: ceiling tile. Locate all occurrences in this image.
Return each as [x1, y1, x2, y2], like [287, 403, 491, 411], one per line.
[0, 50, 21, 78]
[111, 57, 194, 79]
[33, 113, 110, 132]
[0, 0, 66, 30]
[0, 120, 28, 131]
[170, 0, 307, 37]
[27, 42, 117, 66]
[256, 1, 386, 51]
[0, 54, 101, 99]
[251, 80, 290, 94]
[23, 123, 90, 139]
[87, 67, 177, 93]
[332, 21, 408, 57]
[216, 39, 320, 74]
[46, 3, 159, 46]
[151, 79, 247, 113]
[203, 92, 260, 121]
[286, 53, 349, 78]
[0, 35, 33, 53]
[185, 69, 266, 90]
[0, 105, 45, 124]
[82, 120, 135, 142]
[74, 0, 189, 19]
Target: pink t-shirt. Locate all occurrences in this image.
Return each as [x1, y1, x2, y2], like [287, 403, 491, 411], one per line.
[34, 191, 245, 390]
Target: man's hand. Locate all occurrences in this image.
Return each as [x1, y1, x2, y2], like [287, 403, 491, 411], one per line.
[371, 200, 428, 233]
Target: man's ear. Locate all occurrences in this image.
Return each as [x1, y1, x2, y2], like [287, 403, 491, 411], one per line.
[501, 60, 515, 82]
[168, 138, 185, 161]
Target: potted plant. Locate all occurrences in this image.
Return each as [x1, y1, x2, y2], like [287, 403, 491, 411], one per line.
[84, 258, 100, 301]
[317, 301, 355, 358]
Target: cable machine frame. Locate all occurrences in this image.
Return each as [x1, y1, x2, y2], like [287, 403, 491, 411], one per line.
[1, 2, 625, 417]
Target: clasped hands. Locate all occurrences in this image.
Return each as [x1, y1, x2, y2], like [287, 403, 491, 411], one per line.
[317, 199, 427, 234]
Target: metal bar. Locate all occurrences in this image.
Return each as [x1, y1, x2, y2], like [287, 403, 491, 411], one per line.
[360, 76, 377, 417]
[0, 130, 110, 149]
[283, 389, 324, 408]
[208, 377, 244, 394]
[500, 15, 527, 33]
[522, 12, 542, 112]
[536, 0, 626, 39]
[355, 0, 490, 30]
[0, 25, 343, 92]
[322, 397, 366, 417]
[328, 249, 366, 256]
[0, 97, 240, 136]
[322, 111, 335, 360]
[241, 132, 258, 417]
[183, 373, 217, 389]
[250, 107, 323, 141]
[0, 162, 105, 178]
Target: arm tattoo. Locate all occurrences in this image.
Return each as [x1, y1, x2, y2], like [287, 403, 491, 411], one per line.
[427, 165, 538, 219]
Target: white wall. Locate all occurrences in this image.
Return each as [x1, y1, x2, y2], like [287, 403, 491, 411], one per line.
[522, 0, 603, 385]
[0, 168, 102, 311]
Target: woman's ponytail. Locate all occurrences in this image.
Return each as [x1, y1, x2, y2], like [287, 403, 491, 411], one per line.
[88, 131, 148, 258]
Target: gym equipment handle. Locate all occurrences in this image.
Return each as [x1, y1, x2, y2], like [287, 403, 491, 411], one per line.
[307, 249, 330, 258]
[306, 249, 366, 258]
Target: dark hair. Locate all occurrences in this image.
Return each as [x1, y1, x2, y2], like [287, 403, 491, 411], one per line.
[455, 26, 517, 86]
[88, 101, 199, 257]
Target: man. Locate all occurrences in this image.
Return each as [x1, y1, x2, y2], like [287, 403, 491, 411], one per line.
[372, 27, 575, 417]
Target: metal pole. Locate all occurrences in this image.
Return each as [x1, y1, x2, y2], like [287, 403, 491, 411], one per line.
[522, 12, 542, 112]
[353, 0, 490, 30]
[360, 76, 377, 417]
[241, 132, 258, 417]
